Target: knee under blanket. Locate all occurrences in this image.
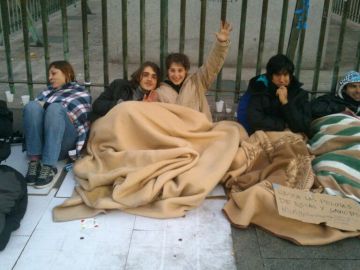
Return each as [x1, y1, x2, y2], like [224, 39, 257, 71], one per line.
[53, 103, 360, 245]
[53, 101, 248, 220]
[308, 113, 360, 202]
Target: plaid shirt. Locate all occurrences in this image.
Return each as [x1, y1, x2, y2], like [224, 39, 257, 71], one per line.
[36, 82, 92, 155]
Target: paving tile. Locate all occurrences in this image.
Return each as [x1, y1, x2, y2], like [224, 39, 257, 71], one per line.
[127, 200, 236, 270]
[56, 170, 76, 198]
[0, 236, 29, 270]
[256, 228, 360, 259]
[231, 226, 264, 270]
[13, 190, 57, 236]
[263, 259, 360, 270]
[13, 198, 136, 270]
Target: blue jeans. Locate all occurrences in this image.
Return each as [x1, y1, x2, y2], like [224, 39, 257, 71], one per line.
[23, 101, 77, 166]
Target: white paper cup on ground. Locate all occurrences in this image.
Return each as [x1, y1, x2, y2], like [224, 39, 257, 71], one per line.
[215, 100, 224, 112]
[5, 91, 14, 102]
[21, 95, 30, 105]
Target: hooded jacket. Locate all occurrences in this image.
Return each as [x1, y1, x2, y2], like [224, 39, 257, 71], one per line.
[311, 71, 360, 119]
[246, 74, 311, 135]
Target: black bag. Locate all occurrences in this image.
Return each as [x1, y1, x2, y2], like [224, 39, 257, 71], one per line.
[0, 165, 28, 251]
[0, 100, 13, 162]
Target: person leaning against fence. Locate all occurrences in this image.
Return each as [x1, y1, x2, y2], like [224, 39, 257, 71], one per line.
[90, 61, 160, 122]
[311, 70, 360, 120]
[23, 60, 91, 189]
[156, 21, 232, 122]
[238, 54, 311, 136]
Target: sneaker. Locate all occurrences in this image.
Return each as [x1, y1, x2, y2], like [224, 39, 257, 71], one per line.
[35, 165, 58, 189]
[25, 161, 40, 186]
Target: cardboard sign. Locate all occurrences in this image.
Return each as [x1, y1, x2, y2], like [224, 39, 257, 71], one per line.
[273, 184, 360, 231]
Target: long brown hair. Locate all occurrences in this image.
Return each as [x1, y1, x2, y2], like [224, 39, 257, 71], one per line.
[48, 60, 75, 83]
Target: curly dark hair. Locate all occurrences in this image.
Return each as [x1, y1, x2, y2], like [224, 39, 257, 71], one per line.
[130, 61, 161, 88]
[165, 53, 190, 71]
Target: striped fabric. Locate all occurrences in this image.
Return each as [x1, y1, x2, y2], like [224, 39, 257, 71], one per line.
[308, 113, 360, 202]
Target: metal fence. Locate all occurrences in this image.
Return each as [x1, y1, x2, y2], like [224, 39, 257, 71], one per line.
[0, 0, 78, 39]
[332, 0, 360, 24]
[0, 0, 359, 103]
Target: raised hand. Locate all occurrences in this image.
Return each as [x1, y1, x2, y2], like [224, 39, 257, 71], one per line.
[215, 20, 232, 42]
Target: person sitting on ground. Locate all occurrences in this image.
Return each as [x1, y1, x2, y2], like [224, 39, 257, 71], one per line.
[156, 21, 232, 122]
[311, 70, 360, 119]
[240, 54, 311, 135]
[23, 60, 91, 189]
[90, 61, 160, 122]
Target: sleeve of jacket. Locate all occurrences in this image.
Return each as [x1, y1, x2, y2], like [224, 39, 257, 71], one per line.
[310, 94, 346, 119]
[192, 39, 230, 93]
[247, 94, 286, 132]
[92, 79, 132, 118]
[281, 90, 312, 135]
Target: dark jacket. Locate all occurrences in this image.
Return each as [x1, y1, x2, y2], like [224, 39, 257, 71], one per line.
[246, 74, 311, 135]
[90, 79, 135, 122]
[311, 92, 360, 120]
[0, 165, 27, 251]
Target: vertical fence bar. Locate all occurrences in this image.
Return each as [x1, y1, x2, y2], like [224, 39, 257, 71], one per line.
[40, 0, 50, 80]
[8, 0, 14, 32]
[278, 0, 289, 54]
[295, 0, 309, 79]
[215, 0, 227, 101]
[0, 0, 15, 93]
[286, 0, 303, 61]
[121, 0, 128, 79]
[312, 0, 330, 98]
[179, 0, 186, 53]
[235, 0, 248, 102]
[20, 0, 34, 98]
[101, 0, 109, 86]
[160, 0, 168, 79]
[140, 0, 145, 64]
[11, 1, 21, 31]
[356, 41, 360, 71]
[60, 0, 69, 61]
[81, 0, 90, 88]
[198, 0, 207, 67]
[255, 0, 269, 75]
[331, 0, 350, 94]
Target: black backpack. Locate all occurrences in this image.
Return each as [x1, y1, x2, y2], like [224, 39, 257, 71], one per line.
[0, 164, 28, 251]
[0, 100, 13, 162]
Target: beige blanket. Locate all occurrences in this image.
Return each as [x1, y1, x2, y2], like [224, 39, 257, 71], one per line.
[223, 130, 360, 245]
[53, 101, 248, 220]
[53, 103, 360, 245]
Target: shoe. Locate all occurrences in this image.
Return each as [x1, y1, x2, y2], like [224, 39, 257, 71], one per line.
[35, 165, 57, 189]
[25, 160, 40, 186]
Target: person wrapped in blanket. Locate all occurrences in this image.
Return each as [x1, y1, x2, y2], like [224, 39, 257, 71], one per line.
[23, 61, 91, 189]
[90, 62, 160, 122]
[157, 21, 232, 122]
[308, 71, 360, 202]
[238, 54, 311, 135]
[311, 70, 360, 120]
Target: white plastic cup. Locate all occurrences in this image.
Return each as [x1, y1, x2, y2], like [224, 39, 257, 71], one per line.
[5, 91, 14, 102]
[21, 95, 30, 105]
[215, 100, 224, 113]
